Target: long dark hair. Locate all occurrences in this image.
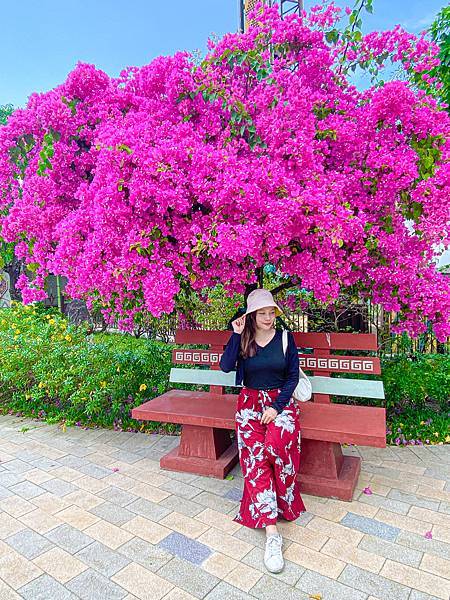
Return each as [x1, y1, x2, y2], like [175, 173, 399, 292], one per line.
[240, 311, 258, 359]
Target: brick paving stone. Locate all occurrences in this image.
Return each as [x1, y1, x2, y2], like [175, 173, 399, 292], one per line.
[380, 559, 450, 600]
[296, 569, 367, 600]
[40, 478, 78, 497]
[123, 516, 170, 544]
[127, 497, 172, 521]
[0, 495, 35, 517]
[159, 511, 210, 539]
[99, 487, 138, 507]
[0, 485, 12, 500]
[241, 546, 305, 586]
[33, 546, 88, 583]
[18, 573, 79, 600]
[56, 505, 100, 530]
[224, 487, 243, 502]
[9, 481, 45, 500]
[0, 578, 21, 599]
[194, 491, 239, 514]
[76, 541, 131, 577]
[45, 524, 95, 554]
[84, 520, 134, 550]
[409, 591, 443, 600]
[160, 479, 201, 500]
[164, 588, 197, 600]
[358, 533, 423, 567]
[337, 564, 411, 600]
[158, 531, 212, 565]
[195, 508, 241, 535]
[158, 556, 220, 598]
[396, 530, 450, 560]
[91, 502, 135, 526]
[233, 525, 267, 549]
[190, 476, 234, 496]
[58, 455, 91, 469]
[78, 463, 114, 479]
[29, 458, 60, 471]
[159, 495, 204, 517]
[340, 512, 400, 542]
[250, 574, 310, 600]
[112, 562, 174, 600]
[0, 550, 43, 590]
[3, 459, 35, 473]
[439, 501, 450, 515]
[0, 472, 24, 487]
[202, 552, 240, 579]
[164, 470, 199, 484]
[320, 537, 385, 573]
[109, 450, 143, 464]
[118, 537, 173, 572]
[67, 567, 128, 600]
[204, 581, 258, 600]
[357, 492, 411, 515]
[5, 528, 54, 559]
[224, 562, 263, 593]
[284, 542, 346, 579]
[388, 489, 441, 511]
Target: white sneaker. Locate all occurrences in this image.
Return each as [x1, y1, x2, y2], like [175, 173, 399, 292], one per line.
[264, 533, 284, 573]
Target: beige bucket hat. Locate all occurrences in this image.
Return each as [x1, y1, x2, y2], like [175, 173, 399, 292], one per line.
[244, 289, 283, 317]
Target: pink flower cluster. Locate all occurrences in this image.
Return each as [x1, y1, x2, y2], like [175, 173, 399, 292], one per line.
[0, 3, 449, 338]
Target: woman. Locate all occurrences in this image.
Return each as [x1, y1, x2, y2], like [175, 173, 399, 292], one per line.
[220, 288, 306, 574]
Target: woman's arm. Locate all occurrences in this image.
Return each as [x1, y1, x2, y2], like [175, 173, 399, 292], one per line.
[219, 332, 241, 373]
[271, 332, 299, 413]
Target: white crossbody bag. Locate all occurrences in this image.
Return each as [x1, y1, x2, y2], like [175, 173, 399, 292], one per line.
[282, 330, 312, 402]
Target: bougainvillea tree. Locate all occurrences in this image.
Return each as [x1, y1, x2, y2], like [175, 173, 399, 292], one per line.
[0, 2, 449, 338]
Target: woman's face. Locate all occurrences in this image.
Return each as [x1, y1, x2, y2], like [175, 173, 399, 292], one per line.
[255, 306, 276, 331]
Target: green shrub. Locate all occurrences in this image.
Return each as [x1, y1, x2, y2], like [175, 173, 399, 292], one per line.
[381, 354, 450, 413]
[0, 302, 174, 432]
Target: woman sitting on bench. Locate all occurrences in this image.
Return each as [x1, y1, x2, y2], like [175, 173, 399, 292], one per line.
[220, 288, 306, 574]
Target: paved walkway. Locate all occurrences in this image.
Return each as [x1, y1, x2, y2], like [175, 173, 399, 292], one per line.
[0, 416, 448, 600]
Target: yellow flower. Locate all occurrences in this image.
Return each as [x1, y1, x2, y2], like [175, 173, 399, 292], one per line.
[446, 435, 450, 443]
[100, 381, 107, 388]
[38, 382, 45, 389]
[434, 432, 439, 437]
[139, 384, 147, 392]
[420, 421, 425, 425]
[15, 330, 20, 335]
[49, 319, 55, 325]
[65, 335, 72, 342]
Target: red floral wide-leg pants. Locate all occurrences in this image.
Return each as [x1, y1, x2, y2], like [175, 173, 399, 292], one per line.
[234, 387, 306, 529]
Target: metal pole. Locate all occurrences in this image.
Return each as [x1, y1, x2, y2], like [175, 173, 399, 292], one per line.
[238, 0, 245, 32]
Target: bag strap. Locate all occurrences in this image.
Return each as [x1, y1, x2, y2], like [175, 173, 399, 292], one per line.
[282, 329, 288, 356]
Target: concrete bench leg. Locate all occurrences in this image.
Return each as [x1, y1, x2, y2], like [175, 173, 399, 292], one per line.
[160, 425, 239, 479]
[298, 439, 361, 501]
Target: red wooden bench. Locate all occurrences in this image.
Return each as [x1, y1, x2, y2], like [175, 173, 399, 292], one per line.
[132, 329, 386, 501]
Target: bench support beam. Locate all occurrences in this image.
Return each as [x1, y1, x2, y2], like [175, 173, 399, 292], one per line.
[161, 425, 239, 479]
[298, 439, 361, 501]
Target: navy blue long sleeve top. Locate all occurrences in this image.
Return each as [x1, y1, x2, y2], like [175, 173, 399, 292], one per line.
[219, 330, 299, 413]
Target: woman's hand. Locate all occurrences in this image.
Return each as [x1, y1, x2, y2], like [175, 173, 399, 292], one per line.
[231, 315, 246, 334]
[261, 407, 278, 424]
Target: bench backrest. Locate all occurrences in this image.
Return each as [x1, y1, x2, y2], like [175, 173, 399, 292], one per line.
[170, 329, 384, 403]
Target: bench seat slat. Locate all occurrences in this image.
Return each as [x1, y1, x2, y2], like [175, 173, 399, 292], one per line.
[169, 368, 385, 399]
[131, 390, 386, 447]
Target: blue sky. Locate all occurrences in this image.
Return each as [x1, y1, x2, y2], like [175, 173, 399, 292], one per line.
[1, 0, 445, 108]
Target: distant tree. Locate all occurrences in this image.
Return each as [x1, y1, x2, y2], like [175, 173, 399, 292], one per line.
[0, 104, 14, 126]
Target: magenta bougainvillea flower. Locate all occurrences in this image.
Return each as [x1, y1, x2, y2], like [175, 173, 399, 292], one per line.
[0, 3, 449, 337]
